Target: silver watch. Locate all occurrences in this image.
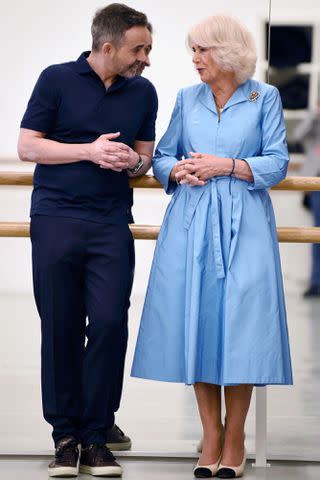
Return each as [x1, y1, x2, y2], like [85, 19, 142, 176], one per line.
[128, 155, 144, 175]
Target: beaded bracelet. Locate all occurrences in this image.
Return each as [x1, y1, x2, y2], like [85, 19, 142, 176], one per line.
[230, 158, 236, 176]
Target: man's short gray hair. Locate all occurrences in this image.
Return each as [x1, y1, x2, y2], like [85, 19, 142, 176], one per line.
[91, 3, 152, 51]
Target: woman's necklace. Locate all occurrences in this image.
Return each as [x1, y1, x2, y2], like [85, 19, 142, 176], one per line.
[213, 95, 226, 114]
[216, 102, 225, 114]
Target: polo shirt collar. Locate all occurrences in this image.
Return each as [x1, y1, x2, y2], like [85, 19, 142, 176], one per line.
[75, 51, 93, 74]
[75, 51, 128, 92]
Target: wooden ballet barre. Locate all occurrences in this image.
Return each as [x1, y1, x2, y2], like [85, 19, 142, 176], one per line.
[1, 222, 320, 243]
[271, 176, 320, 191]
[132, 226, 320, 243]
[0, 172, 161, 188]
[1, 172, 320, 191]
[0, 172, 33, 186]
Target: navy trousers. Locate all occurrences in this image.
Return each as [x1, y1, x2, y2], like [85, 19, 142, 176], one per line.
[310, 192, 320, 286]
[30, 215, 135, 446]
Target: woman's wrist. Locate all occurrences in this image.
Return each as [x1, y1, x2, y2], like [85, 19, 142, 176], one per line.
[221, 157, 234, 176]
[170, 164, 179, 182]
[233, 159, 254, 182]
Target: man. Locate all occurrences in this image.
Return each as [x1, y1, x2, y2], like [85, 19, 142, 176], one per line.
[292, 108, 320, 297]
[18, 3, 157, 477]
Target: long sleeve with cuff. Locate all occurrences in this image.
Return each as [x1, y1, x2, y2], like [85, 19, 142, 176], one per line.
[152, 90, 184, 194]
[245, 87, 289, 190]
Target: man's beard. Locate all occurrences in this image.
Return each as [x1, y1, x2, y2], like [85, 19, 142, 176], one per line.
[135, 63, 146, 76]
[119, 61, 145, 77]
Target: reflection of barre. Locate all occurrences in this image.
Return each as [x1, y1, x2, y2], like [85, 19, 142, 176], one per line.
[2, 172, 320, 190]
[288, 162, 302, 171]
[1, 222, 320, 242]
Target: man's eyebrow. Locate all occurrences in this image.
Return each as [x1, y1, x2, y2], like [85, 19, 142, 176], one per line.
[132, 43, 147, 49]
[131, 42, 152, 50]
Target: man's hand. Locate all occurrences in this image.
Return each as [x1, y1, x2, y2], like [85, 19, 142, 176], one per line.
[88, 132, 132, 172]
[17, 129, 143, 169]
[127, 149, 141, 169]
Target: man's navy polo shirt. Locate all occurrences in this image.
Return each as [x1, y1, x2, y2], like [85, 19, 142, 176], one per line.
[20, 51, 158, 224]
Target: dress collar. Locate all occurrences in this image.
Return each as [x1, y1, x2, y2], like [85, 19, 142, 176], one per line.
[199, 81, 250, 114]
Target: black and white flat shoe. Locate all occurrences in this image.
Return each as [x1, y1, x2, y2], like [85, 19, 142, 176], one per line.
[193, 455, 221, 478]
[217, 449, 247, 478]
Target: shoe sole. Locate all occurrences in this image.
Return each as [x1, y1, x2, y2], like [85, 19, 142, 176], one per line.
[106, 441, 132, 451]
[79, 465, 122, 477]
[48, 466, 78, 477]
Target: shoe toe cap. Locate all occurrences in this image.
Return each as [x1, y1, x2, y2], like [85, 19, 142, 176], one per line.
[217, 467, 236, 478]
[194, 466, 215, 478]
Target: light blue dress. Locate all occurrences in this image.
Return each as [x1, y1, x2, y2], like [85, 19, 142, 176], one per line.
[131, 79, 293, 386]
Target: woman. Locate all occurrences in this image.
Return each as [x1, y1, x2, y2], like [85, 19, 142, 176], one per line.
[131, 14, 292, 478]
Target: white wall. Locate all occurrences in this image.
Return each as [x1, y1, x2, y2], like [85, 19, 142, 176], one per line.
[0, 0, 271, 294]
[1, 0, 270, 158]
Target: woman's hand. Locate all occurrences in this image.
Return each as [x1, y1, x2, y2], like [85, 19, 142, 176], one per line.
[170, 161, 206, 187]
[173, 153, 233, 185]
[181, 153, 233, 181]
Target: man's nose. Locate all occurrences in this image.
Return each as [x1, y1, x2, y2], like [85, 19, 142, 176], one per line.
[138, 50, 150, 66]
[144, 55, 151, 67]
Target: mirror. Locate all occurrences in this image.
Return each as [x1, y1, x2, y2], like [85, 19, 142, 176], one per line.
[267, 2, 320, 461]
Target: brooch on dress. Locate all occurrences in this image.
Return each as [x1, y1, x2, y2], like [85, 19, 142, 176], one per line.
[248, 90, 260, 102]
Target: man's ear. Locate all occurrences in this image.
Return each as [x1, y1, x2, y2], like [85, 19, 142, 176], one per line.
[101, 42, 114, 55]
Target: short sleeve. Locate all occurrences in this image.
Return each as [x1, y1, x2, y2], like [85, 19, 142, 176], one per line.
[136, 83, 158, 141]
[20, 67, 59, 133]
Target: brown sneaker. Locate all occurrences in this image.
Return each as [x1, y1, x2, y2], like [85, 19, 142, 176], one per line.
[106, 425, 132, 451]
[79, 444, 122, 477]
[48, 436, 80, 477]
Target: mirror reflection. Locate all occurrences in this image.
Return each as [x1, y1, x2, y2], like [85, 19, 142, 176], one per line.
[267, 3, 320, 462]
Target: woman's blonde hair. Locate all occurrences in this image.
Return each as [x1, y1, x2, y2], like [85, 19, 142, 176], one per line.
[187, 14, 257, 84]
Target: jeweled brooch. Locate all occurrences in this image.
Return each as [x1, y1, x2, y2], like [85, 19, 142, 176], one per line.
[248, 90, 260, 102]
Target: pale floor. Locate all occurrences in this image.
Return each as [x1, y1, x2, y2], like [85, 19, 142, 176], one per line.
[0, 191, 319, 478]
[0, 457, 320, 480]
